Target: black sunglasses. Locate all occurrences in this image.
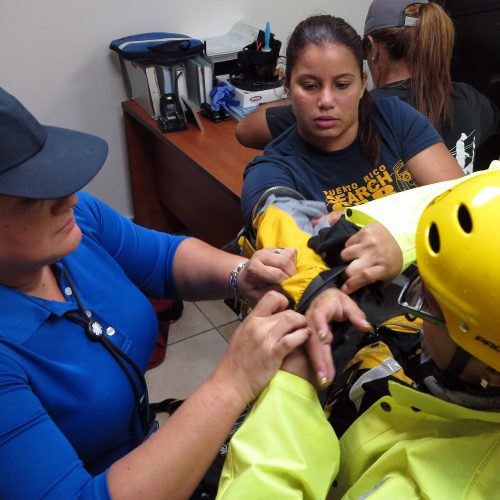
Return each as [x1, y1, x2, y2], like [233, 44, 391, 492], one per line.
[398, 275, 446, 327]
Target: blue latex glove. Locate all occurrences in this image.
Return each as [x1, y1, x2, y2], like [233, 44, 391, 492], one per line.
[210, 82, 240, 111]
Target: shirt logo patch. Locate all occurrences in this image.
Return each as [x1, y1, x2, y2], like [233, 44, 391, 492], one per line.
[449, 131, 476, 175]
[323, 163, 416, 210]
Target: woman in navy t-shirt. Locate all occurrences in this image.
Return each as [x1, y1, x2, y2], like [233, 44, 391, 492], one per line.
[241, 15, 463, 226]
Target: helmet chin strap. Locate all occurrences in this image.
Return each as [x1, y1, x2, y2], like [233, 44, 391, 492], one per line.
[444, 345, 471, 379]
[434, 346, 500, 397]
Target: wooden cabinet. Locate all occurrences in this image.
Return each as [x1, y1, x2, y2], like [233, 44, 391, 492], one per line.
[122, 100, 260, 248]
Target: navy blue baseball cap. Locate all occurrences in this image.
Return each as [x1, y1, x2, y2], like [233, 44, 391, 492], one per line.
[0, 87, 108, 199]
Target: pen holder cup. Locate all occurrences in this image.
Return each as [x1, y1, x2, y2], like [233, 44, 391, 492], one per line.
[229, 31, 282, 91]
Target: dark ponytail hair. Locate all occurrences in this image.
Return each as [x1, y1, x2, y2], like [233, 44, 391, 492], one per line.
[367, 2, 454, 135]
[285, 15, 381, 165]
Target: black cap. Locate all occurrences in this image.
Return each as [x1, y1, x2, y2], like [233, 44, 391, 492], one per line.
[0, 87, 108, 199]
[364, 0, 428, 36]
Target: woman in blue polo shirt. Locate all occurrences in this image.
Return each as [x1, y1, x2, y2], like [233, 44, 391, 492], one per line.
[0, 87, 321, 499]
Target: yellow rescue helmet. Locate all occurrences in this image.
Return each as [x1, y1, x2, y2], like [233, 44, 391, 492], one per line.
[416, 170, 500, 372]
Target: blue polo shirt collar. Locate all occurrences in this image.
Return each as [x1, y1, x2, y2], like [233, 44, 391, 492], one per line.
[0, 262, 79, 344]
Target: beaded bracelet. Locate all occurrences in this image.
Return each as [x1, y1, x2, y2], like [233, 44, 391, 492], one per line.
[229, 261, 248, 304]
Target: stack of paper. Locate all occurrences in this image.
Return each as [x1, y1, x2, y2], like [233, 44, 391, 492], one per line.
[204, 20, 258, 63]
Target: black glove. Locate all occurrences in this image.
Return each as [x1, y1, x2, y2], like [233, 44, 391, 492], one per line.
[307, 217, 360, 267]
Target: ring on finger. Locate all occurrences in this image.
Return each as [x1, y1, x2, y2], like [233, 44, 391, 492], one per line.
[319, 330, 327, 341]
[274, 247, 285, 254]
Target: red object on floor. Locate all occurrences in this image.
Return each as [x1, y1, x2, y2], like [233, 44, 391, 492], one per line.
[147, 298, 184, 370]
[147, 320, 170, 370]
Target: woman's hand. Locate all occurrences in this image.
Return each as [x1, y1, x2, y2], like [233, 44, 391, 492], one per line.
[340, 221, 403, 294]
[237, 247, 297, 305]
[304, 288, 372, 387]
[213, 291, 310, 404]
[109, 293, 308, 499]
[172, 239, 296, 303]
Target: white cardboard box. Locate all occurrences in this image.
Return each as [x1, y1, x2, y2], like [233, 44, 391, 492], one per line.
[217, 74, 287, 108]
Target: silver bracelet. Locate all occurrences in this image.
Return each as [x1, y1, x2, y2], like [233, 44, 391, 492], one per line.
[229, 261, 248, 303]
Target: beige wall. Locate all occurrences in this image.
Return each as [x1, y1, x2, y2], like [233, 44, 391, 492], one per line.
[1, 0, 371, 216]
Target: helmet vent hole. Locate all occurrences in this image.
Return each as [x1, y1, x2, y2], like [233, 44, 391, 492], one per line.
[428, 223, 440, 253]
[457, 204, 472, 234]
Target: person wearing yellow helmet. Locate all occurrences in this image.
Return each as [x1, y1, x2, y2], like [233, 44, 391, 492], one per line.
[402, 171, 500, 381]
[216, 164, 500, 499]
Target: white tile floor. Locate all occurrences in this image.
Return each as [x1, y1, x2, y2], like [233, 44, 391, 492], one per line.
[145, 300, 240, 425]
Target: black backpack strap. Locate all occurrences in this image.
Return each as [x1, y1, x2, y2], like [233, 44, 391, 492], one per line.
[296, 265, 347, 314]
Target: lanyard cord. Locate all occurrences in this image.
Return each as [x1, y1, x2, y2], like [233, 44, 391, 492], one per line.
[61, 262, 152, 438]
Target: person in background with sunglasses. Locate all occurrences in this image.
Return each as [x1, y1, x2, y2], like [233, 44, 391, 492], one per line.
[215, 164, 500, 498]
